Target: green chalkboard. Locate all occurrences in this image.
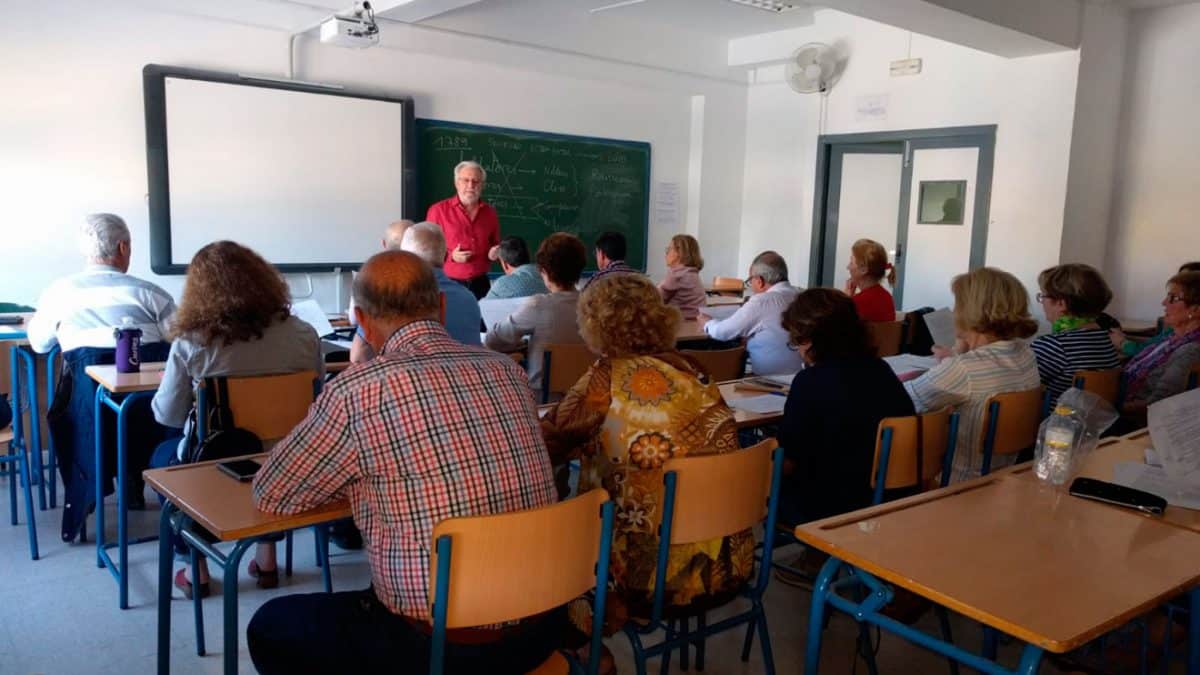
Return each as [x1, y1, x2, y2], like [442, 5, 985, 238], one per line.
[416, 119, 651, 272]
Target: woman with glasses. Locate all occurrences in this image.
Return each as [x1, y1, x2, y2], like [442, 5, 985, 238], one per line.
[1121, 271, 1200, 421]
[1031, 264, 1121, 407]
[1109, 261, 1200, 357]
[657, 234, 706, 319]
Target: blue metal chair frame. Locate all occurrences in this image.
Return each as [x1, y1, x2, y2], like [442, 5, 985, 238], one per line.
[805, 559, 1046, 675]
[621, 446, 784, 675]
[4, 343, 38, 559]
[872, 413, 960, 507]
[8, 343, 58, 511]
[428, 499, 616, 675]
[94, 385, 158, 608]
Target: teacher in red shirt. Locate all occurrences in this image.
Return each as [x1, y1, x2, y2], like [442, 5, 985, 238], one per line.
[426, 160, 501, 299]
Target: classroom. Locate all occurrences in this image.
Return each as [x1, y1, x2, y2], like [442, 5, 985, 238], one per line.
[3, 0, 1200, 673]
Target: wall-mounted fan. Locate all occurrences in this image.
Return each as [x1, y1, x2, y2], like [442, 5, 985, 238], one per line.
[785, 42, 838, 94]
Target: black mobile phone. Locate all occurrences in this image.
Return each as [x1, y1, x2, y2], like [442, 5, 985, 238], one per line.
[217, 459, 262, 482]
[1068, 477, 1167, 515]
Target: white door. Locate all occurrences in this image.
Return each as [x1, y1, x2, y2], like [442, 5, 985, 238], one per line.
[830, 153, 904, 292]
[899, 146, 979, 310]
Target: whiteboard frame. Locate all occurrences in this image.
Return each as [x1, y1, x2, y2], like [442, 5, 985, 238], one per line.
[143, 63, 417, 274]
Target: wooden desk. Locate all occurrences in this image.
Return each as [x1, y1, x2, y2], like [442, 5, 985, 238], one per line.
[0, 312, 31, 341]
[706, 295, 745, 307]
[87, 361, 167, 609]
[796, 468, 1200, 674]
[146, 457, 351, 675]
[675, 319, 709, 343]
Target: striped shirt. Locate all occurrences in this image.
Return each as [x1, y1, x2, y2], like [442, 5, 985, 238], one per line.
[1031, 328, 1121, 407]
[484, 263, 547, 300]
[26, 264, 176, 353]
[253, 320, 556, 620]
[582, 259, 640, 290]
[904, 340, 1041, 483]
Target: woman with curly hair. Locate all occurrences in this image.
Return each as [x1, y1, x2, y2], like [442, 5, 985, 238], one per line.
[904, 267, 1040, 482]
[539, 273, 750, 633]
[150, 240, 323, 599]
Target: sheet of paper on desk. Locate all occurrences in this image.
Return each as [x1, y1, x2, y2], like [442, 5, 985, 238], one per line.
[1148, 388, 1200, 479]
[761, 373, 797, 387]
[1113, 462, 1200, 510]
[884, 354, 938, 375]
[479, 298, 525, 331]
[922, 308, 956, 348]
[291, 299, 334, 338]
[702, 305, 740, 321]
[729, 394, 787, 415]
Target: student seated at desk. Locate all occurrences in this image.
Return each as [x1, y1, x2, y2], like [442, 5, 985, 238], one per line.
[904, 267, 1039, 483]
[149, 241, 323, 599]
[776, 289, 914, 529]
[583, 231, 640, 290]
[658, 234, 706, 320]
[702, 250, 805, 376]
[1120, 271, 1200, 425]
[540, 273, 750, 631]
[484, 235, 547, 300]
[485, 232, 587, 397]
[1031, 264, 1121, 407]
[844, 238, 897, 322]
[402, 221, 482, 346]
[27, 213, 175, 541]
[248, 250, 560, 675]
[1109, 261, 1200, 357]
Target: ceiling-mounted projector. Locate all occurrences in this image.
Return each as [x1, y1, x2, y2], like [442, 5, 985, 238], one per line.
[319, 2, 380, 48]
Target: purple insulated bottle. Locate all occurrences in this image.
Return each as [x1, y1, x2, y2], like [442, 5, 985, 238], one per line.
[113, 319, 142, 373]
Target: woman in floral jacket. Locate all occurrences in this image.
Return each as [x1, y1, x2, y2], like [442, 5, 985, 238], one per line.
[540, 273, 752, 626]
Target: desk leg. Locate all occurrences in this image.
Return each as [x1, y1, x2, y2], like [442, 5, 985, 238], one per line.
[8, 345, 20, 527]
[94, 387, 106, 569]
[224, 540, 255, 675]
[804, 557, 842, 674]
[157, 505, 174, 675]
[116, 394, 130, 609]
[18, 347, 46, 510]
[95, 388, 154, 609]
[45, 347, 57, 508]
[1189, 587, 1200, 675]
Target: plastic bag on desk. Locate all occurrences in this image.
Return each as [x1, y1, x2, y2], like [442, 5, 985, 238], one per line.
[1033, 388, 1119, 484]
[1060, 388, 1119, 460]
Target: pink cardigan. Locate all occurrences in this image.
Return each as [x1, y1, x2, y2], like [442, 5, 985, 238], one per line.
[659, 266, 706, 320]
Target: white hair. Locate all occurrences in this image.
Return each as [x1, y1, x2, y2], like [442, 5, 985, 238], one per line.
[453, 160, 487, 182]
[401, 221, 447, 268]
[80, 213, 130, 261]
[750, 250, 788, 286]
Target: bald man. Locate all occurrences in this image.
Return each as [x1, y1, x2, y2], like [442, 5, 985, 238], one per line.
[382, 219, 414, 250]
[349, 219, 418, 362]
[249, 251, 560, 674]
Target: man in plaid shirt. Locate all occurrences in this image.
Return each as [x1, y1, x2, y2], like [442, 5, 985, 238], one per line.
[247, 250, 560, 674]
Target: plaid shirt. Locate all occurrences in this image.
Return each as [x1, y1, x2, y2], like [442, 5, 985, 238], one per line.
[253, 320, 557, 620]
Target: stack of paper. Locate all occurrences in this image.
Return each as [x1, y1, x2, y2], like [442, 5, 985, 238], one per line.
[1111, 389, 1200, 510]
[728, 394, 787, 415]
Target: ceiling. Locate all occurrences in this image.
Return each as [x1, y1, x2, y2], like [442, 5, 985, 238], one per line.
[1115, 0, 1198, 8]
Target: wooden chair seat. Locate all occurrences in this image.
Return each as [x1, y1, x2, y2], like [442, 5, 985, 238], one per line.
[680, 346, 747, 382]
[710, 276, 744, 296]
[1073, 368, 1122, 406]
[866, 320, 904, 357]
[979, 386, 1045, 475]
[542, 343, 596, 404]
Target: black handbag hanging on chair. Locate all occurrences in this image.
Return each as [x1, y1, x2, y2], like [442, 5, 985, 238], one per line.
[185, 376, 262, 464]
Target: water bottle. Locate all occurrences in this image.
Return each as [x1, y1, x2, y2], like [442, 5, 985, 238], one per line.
[1034, 405, 1082, 485]
[113, 317, 143, 374]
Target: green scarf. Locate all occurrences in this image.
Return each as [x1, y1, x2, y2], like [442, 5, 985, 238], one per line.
[1051, 315, 1093, 334]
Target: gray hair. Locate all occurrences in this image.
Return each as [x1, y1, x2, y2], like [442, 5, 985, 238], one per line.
[400, 221, 447, 268]
[453, 160, 487, 182]
[80, 213, 130, 261]
[750, 250, 788, 286]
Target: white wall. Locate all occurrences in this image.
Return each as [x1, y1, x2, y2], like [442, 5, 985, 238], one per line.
[1106, 3, 1200, 321]
[731, 10, 1080, 309]
[0, 0, 746, 311]
[1060, 2, 1129, 270]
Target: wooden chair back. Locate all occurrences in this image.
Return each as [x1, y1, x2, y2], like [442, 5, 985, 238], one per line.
[867, 320, 905, 357]
[203, 371, 317, 441]
[711, 276, 744, 294]
[429, 488, 610, 629]
[541, 343, 595, 403]
[680, 346, 747, 382]
[1073, 368, 1122, 406]
[979, 386, 1045, 472]
[0, 342, 11, 398]
[869, 406, 956, 494]
[661, 438, 778, 545]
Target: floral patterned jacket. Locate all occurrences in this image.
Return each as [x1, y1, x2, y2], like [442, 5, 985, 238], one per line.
[540, 352, 754, 621]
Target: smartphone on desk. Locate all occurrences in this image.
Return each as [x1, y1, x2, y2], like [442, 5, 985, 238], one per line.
[1068, 477, 1167, 515]
[217, 459, 262, 482]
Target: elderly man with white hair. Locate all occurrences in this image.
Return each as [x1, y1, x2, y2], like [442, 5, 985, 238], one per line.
[401, 221, 482, 346]
[29, 213, 176, 540]
[426, 160, 501, 299]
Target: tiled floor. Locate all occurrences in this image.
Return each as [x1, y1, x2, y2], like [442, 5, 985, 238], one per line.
[0, 477, 1077, 674]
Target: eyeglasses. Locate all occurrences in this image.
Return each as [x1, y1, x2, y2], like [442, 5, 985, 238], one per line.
[1036, 292, 1055, 303]
[744, 276, 758, 289]
[1166, 293, 1186, 304]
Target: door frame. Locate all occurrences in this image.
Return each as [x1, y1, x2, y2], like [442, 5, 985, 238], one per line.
[808, 125, 997, 308]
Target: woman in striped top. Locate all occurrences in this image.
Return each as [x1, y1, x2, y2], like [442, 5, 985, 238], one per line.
[904, 268, 1041, 483]
[1031, 264, 1121, 407]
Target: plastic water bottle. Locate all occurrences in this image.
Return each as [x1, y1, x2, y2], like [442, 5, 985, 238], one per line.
[1034, 405, 1082, 485]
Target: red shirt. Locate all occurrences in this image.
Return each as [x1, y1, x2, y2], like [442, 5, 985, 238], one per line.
[853, 284, 896, 322]
[425, 196, 500, 281]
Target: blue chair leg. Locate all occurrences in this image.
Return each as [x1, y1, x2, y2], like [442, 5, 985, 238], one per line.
[679, 617, 690, 671]
[935, 606, 961, 675]
[315, 525, 332, 593]
[694, 613, 707, 671]
[7, 441, 17, 526]
[314, 526, 323, 568]
[756, 605, 776, 675]
[659, 620, 676, 675]
[190, 546, 206, 656]
[284, 530, 293, 577]
[858, 622, 879, 675]
[740, 614, 756, 662]
[982, 626, 999, 660]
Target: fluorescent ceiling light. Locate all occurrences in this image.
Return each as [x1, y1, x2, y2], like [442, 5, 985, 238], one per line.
[590, 0, 648, 13]
[724, 0, 804, 12]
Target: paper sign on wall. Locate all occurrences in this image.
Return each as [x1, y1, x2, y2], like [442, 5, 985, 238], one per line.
[654, 182, 681, 226]
[855, 94, 889, 122]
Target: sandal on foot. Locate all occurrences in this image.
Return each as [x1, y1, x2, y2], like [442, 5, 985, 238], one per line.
[175, 568, 210, 600]
[248, 560, 279, 589]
